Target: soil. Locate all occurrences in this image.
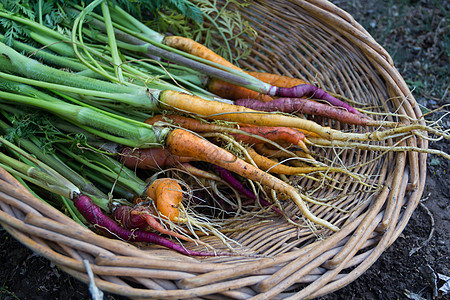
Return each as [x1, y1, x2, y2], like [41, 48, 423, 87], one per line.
[0, 0, 448, 299]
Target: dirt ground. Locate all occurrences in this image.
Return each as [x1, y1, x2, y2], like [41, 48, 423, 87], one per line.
[0, 0, 448, 299]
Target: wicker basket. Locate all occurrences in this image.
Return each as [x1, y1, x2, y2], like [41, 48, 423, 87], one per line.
[0, 0, 427, 299]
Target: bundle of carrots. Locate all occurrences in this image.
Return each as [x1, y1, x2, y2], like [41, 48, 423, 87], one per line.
[0, 0, 447, 256]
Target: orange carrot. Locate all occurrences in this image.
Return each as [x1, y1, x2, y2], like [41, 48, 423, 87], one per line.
[247, 72, 308, 88]
[163, 36, 242, 72]
[147, 178, 183, 222]
[159, 36, 357, 113]
[165, 128, 339, 231]
[246, 148, 340, 175]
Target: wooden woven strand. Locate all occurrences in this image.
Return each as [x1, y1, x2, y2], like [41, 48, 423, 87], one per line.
[293, 172, 408, 299]
[254, 182, 392, 295]
[0, 209, 114, 260]
[24, 210, 192, 262]
[0, 190, 42, 216]
[179, 197, 381, 290]
[327, 162, 401, 267]
[309, 167, 415, 298]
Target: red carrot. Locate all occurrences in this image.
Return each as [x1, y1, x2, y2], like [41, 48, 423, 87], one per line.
[115, 205, 197, 242]
[231, 125, 310, 153]
[72, 193, 226, 256]
[120, 147, 194, 170]
[235, 97, 372, 125]
[207, 77, 274, 102]
[146, 114, 309, 150]
[113, 205, 148, 230]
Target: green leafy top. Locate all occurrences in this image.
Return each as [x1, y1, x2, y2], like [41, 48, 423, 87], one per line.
[147, 0, 257, 63]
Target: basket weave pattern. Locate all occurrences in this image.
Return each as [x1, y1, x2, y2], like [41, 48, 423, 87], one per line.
[0, 0, 427, 299]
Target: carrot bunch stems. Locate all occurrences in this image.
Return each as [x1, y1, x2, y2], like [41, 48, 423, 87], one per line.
[0, 89, 165, 148]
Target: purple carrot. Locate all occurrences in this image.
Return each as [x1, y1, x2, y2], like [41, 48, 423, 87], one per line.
[235, 97, 373, 125]
[113, 205, 148, 230]
[212, 165, 283, 215]
[267, 84, 359, 114]
[72, 194, 229, 256]
[212, 165, 256, 200]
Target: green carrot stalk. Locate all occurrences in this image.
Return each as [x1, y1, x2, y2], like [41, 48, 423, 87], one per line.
[0, 87, 168, 148]
[0, 41, 136, 92]
[0, 71, 157, 109]
[66, 4, 268, 91]
[56, 145, 147, 197]
[28, 31, 76, 58]
[68, 165, 136, 200]
[0, 117, 106, 199]
[100, 0, 123, 81]
[0, 34, 87, 72]
[0, 143, 77, 199]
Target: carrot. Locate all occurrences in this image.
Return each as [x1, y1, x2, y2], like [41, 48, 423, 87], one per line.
[247, 72, 308, 88]
[165, 128, 339, 231]
[212, 165, 284, 216]
[114, 205, 147, 230]
[211, 165, 256, 201]
[161, 36, 354, 113]
[163, 36, 242, 72]
[120, 146, 194, 170]
[207, 77, 274, 102]
[207, 72, 308, 102]
[145, 114, 309, 152]
[163, 36, 309, 91]
[158, 90, 333, 140]
[129, 206, 195, 243]
[268, 85, 358, 114]
[73, 193, 223, 256]
[232, 125, 310, 153]
[235, 97, 374, 125]
[163, 36, 306, 100]
[147, 178, 183, 222]
[246, 148, 341, 175]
